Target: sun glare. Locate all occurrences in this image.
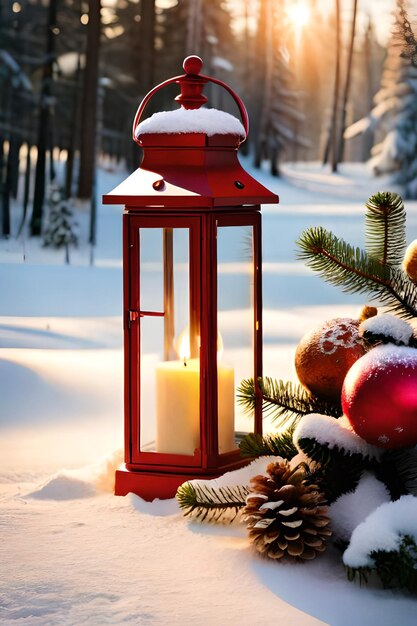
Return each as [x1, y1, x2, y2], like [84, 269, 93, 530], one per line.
[286, 1, 311, 32]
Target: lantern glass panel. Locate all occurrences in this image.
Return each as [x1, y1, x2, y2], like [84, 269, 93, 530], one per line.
[138, 226, 200, 457]
[139, 227, 163, 312]
[217, 224, 255, 454]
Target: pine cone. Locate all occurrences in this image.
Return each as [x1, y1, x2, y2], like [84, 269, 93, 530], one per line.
[244, 460, 331, 561]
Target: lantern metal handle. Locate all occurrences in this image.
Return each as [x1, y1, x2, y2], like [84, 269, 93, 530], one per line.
[132, 55, 249, 146]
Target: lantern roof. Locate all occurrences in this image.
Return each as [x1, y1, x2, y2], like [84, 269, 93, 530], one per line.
[103, 56, 278, 209]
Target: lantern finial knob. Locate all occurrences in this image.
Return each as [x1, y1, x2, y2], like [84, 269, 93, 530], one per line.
[175, 56, 208, 110]
[183, 55, 203, 76]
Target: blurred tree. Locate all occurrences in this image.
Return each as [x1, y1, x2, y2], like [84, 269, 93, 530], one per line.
[286, 0, 325, 162]
[337, 0, 358, 164]
[31, 0, 58, 237]
[344, 17, 385, 162]
[78, 0, 101, 200]
[139, 0, 238, 116]
[396, 0, 417, 67]
[0, 48, 32, 237]
[322, 0, 341, 172]
[43, 182, 78, 263]
[139, 0, 156, 93]
[252, 0, 308, 175]
[345, 0, 417, 198]
[361, 18, 378, 160]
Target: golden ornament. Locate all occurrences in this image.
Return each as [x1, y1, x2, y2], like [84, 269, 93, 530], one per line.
[358, 305, 378, 322]
[295, 317, 367, 402]
[403, 239, 417, 283]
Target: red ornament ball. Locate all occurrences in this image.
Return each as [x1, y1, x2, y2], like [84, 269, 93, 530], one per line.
[342, 345, 417, 449]
[295, 317, 367, 402]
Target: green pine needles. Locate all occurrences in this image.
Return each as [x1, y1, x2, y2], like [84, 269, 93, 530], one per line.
[347, 535, 417, 594]
[376, 448, 417, 499]
[239, 429, 297, 459]
[298, 437, 369, 503]
[237, 377, 342, 430]
[297, 192, 417, 318]
[365, 192, 406, 265]
[176, 482, 249, 523]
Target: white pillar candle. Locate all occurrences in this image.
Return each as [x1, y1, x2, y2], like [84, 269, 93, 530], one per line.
[156, 359, 235, 455]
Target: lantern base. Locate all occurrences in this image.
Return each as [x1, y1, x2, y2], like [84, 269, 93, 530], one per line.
[115, 460, 251, 501]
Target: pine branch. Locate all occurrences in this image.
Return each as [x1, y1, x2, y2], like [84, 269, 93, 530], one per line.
[239, 429, 297, 459]
[237, 377, 342, 430]
[365, 192, 406, 265]
[347, 536, 417, 594]
[377, 447, 417, 499]
[297, 226, 417, 318]
[237, 377, 258, 415]
[298, 437, 368, 502]
[176, 481, 249, 523]
[297, 436, 372, 465]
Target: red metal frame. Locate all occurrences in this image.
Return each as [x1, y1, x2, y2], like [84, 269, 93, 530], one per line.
[120, 206, 262, 472]
[117, 208, 263, 498]
[126, 214, 202, 468]
[215, 212, 263, 442]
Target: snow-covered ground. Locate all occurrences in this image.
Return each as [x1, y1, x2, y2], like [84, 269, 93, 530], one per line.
[1, 157, 417, 625]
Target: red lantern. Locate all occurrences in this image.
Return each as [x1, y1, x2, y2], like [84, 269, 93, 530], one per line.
[103, 56, 278, 500]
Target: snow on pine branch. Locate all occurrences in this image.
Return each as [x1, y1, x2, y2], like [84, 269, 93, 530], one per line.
[135, 107, 246, 138]
[343, 495, 417, 568]
[345, 91, 415, 142]
[293, 414, 381, 460]
[329, 472, 391, 543]
[359, 313, 414, 345]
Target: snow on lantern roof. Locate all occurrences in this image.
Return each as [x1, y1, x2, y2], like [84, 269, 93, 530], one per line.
[135, 107, 246, 139]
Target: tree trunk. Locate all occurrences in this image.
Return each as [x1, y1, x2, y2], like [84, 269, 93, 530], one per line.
[330, 0, 341, 173]
[186, 0, 203, 56]
[77, 0, 101, 199]
[239, 0, 251, 156]
[252, 0, 269, 168]
[139, 0, 155, 93]
[65, 49, 83, 198]
[362, 18, 375, 160]
[337, 0, 358, 164]
[9, 137, 21, 199]
[2, 142, 10, 237]
[31, 0, 57, 236]
[17, 145, 31, 237]
[4, 136, 21, 236]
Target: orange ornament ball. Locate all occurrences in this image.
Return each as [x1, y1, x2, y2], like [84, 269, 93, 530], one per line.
[295, 318, 367, 402]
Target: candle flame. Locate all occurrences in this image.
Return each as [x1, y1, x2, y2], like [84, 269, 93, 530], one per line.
[176, 328, 191, 363]
[175, 326, 224, 362]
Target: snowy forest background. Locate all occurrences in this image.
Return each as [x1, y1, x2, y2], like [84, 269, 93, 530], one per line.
[1, 0, 417, 249]
[2, 3, 417, 623]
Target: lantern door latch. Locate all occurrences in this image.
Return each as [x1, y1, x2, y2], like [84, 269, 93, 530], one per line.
[127, 309, 139, 329]
[127, 309, 165, 329]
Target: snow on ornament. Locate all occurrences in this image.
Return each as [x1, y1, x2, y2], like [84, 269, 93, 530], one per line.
[342, 345, 417, 449]
[295, 317, 368, 402]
